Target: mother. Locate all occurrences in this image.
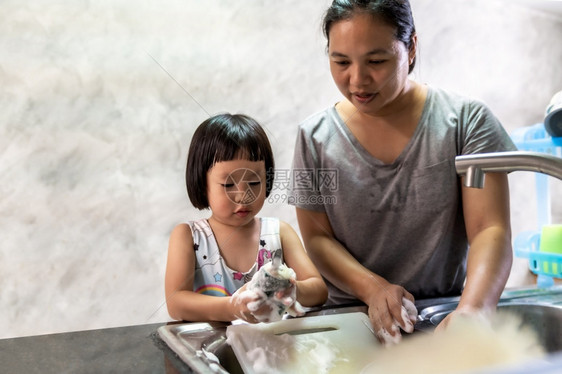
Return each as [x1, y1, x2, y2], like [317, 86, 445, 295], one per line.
[289, 0, 517, 343]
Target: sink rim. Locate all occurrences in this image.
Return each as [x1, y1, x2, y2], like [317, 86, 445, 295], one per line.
[419, 300, 562, 322]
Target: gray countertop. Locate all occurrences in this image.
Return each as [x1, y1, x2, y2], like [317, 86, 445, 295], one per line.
[0, 322, 193, 374]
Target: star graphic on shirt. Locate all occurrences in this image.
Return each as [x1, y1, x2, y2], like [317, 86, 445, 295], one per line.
[233, 272, 244, 281]
[194, 243, 199, 251]
[214, 272, 222, 282]
[260, 239, 266, 247]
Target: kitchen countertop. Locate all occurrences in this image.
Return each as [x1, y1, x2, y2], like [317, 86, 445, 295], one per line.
[0, 321, 194, 374]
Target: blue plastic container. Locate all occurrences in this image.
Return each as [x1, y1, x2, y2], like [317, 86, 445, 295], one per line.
[511, 123, 562, 285]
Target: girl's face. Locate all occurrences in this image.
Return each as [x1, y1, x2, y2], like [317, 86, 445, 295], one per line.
[328, 13, 416, 116]
[206, 157, 266, 227]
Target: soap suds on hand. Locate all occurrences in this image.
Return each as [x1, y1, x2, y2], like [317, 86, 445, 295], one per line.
[376, 297, 418, 346]
[243, 249, 304, 322]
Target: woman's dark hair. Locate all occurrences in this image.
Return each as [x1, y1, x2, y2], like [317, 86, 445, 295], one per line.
[323, 0, 417, 73]
[185, 113, 275, 210]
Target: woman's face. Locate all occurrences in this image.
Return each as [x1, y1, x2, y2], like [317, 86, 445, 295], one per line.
[328, 13, 415, 116]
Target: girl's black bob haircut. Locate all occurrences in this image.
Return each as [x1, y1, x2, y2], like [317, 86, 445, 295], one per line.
[185, 113, 275, 210]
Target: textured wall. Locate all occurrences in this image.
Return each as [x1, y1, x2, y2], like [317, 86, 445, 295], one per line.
[1, 0, 561, 338]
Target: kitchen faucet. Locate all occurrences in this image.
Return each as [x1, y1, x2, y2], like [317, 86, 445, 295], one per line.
[456, 151, 562, 287]
[455, 151, 562, 188]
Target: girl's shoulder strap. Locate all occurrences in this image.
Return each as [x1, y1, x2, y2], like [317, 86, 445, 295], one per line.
[257, 217, 282, 268]
[259, 216, 280, 236]
[187, 219, 213, 244]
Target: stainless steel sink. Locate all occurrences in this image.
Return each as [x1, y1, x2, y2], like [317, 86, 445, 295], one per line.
[158, 287, 562, 373]
[158, 321, 241, 374]
[157, 305, 372, 374]
[419, 301, 562, 353]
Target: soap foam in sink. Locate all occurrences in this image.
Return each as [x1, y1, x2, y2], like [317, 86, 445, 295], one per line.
[295, 334, 344, 373]
[236, 330, 295, 374]
[226, 313, 379, 374]
[226, 326, 342, 374]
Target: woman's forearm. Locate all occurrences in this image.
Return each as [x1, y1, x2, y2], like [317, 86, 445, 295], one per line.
[306, 233, 382, 303]
[459, 172, 513, 312]
[458, 225, 512, 311]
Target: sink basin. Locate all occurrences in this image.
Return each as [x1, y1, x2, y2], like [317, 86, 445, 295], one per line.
[419, 303, 562, 353]
[157, 289, 562, 373]
[158, 322, 241, 374]
[158, 309, 382, 374]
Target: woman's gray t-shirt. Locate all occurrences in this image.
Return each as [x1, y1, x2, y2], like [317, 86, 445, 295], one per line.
[289, 86, 517, 304]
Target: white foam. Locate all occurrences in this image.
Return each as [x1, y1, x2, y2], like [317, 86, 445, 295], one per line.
[226, 326, 343, 374]
[362, 311, 546, 373]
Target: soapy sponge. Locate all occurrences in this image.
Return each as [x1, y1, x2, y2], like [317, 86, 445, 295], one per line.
[240, 249, 305, 322]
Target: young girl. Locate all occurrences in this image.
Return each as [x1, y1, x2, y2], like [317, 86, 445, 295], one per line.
[165, 113, 327, 323]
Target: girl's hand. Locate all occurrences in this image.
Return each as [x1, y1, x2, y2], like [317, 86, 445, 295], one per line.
[230, 284, 274, 323]
[230, 285, 261, 323]
[273, 278, 297, 306]
[279, 279, 306, 317]
[364, 277, 416, 345]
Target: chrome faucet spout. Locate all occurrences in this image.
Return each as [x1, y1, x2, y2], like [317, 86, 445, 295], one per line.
[455, 151, 562, 188]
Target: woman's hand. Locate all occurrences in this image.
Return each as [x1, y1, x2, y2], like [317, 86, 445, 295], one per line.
[435, 305, 489, 333]
[296, 208, 417, 344]
[363, 276, 416, 345]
